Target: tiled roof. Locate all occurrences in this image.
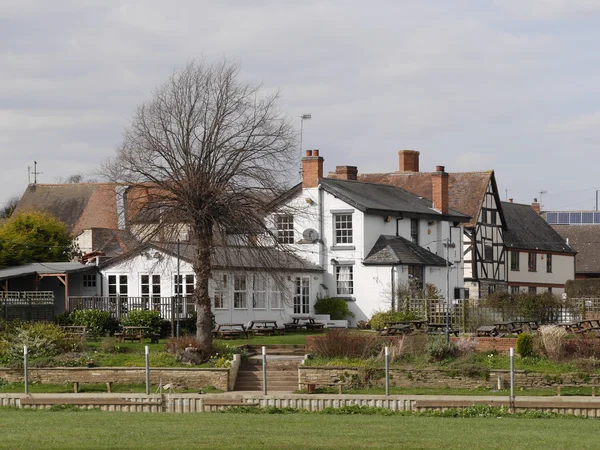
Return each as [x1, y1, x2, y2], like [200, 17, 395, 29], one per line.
[357, 171, 495, 228]
[363, 235, 448, 266]
[320, 178, 469, 222]
[0, 262, 96, 281]
[89, 228, 140, 258]
[13, 183, 120, 235]
[100, 242, 322, 272]
[551, 225, 600, 274]
[502, 202, 576, 254]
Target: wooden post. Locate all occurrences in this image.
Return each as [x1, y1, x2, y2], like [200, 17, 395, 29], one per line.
[73, 382, 79, 393]
[106, 382, 112, 393]
[64, 274, 69, 312]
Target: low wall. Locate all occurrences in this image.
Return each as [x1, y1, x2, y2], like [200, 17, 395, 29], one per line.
[299, 366, 600, 390]
[0, 367, 230, 391]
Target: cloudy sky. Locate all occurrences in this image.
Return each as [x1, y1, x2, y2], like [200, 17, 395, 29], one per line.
[2, 0, 600, 211]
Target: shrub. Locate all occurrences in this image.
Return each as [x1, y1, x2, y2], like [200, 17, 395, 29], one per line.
[426, 336, 459, 361]
[455, 337, 477, 356]
[311, 329, 382, 358]
[563, 339, 600, 359]
[538, 325, 566, 360]
[313, 297, 355, 320]
[121, 310, 162, 333]
[516, 333, 534, 357]
[70, 309, 112, 337]
[369, 311, 420, 331]
[166, 336, 203, 355]
[55, 311, 72, 326]
[6, 322, 76, 363]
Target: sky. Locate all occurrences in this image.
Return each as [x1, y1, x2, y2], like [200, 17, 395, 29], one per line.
[2, 0, 600, 211]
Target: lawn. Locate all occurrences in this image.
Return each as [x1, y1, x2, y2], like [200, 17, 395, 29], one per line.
[0, 410, 599, 449]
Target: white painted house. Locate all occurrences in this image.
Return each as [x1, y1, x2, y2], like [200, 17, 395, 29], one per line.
[270, 150, 470, 324]
[502, 201, 576, 294]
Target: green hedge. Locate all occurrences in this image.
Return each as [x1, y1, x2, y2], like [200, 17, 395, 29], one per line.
[565, 280, 600, 298]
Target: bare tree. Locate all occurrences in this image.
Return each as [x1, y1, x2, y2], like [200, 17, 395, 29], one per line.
[104, 60, 297, 354]
[0, 196, 19, 220]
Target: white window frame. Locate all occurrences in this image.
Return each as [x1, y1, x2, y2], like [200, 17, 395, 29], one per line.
[335, 265, 354, 296]
[275, 214, 294, 244]
[233, 274, 248, 309]
[293, 276, 310, 314]
[333, 213, 353, 245]
[252, 274, 267, 310]
[108, 274, 128, 297]
[174, 274, 195, 315]
[141, 274, 161, 310]
[213, 274, 228, 310]
[270, 279, 284, 310]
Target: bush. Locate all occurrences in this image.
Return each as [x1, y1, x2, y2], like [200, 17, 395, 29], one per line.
[564, 339, 600, 359]
[538, 325, 566, 360]
[426, 336, 459, 361]
[516, 333, 534, 357]
[5, 322, 76, 363]
[311, 329, 382, 359]
[166, 336, 203, 355]
[369, 311, 420, 331]
[313, 297, 354, 320]
[121, 310, 162, 334]
[455, 337, 477, 356]
[70, 309, 112, 337]
[55, 311, 72, 326]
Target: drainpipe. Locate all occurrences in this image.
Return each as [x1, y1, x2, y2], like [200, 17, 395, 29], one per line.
[318, 184, 325, 271]
[391, 265, 396, 311]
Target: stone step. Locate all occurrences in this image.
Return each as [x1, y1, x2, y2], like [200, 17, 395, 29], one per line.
[234, 383, 298, 391]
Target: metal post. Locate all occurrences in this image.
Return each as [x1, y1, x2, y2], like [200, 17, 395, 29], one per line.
[385, 346, 390, 396]
[24, 346, 28, 395]
[445, 238, 450, 343]
[509, 347, 515, 411]
[145, 346, 150, 395]
[176, 239, 181, 338]
[262, 346, 267, 395]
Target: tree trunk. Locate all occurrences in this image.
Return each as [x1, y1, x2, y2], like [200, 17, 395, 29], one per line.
[193, 227, 214, 357]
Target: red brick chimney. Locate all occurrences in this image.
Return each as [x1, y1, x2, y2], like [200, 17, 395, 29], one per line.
[302, 149, 324, 188]
[329, 166, 358, 181]
[509, 198, 513, 203]
[432, 165, 449, 214]
[398, 150, 420, 172]
[531, 198, 540, 215]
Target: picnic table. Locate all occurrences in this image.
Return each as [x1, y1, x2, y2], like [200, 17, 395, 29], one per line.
[475, 325, 498, 337]
[426, 323, 459, 337]
[116, 326, 151, 343]
[380, 323, 412, 336]
[284, 316, 325, 332]
[561, 320, 600, 336]
[62, 326, 92, 338]
[248, 320, 284, 336]
[214, 323, 248, 339]
[494, 321, 523, 336]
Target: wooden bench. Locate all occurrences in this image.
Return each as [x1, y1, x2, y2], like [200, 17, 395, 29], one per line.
[72, 382, 114, 393]
[555, 384, 598, 396]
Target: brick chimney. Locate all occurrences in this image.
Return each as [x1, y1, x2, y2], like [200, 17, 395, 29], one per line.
[531, 198, 540, 215]
[509, 198, 513, 203]
[398, 150, 420, 172]
[432, 165, 449, 214]
[302, 149, 324, 188]
[329, 166, 358, 181]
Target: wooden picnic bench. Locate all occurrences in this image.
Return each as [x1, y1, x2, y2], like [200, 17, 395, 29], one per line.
[426, 323, 459, 337]
[248, 320, 284, 336]
[494, 321, 523, 336]
[284, 316, 324, 332]
[214, 324, 249, 339]
[475, 325, 498, 337]
[380, 323, 413, 336]
[115, 326, 150, 343]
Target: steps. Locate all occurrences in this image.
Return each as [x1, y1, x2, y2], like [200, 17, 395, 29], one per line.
[242, 344, 307, 356]
[234, 349, 304, 392]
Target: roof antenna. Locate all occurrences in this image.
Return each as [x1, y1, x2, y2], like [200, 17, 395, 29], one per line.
[538, 190, 547, 209]
[31, 161, 42, 185]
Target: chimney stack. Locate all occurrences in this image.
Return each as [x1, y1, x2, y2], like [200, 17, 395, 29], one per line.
[531, 198, 540, 215]
[302, 149, 324, 188]
[398, 150, 420, 172]
[509, 198, 513, 203]
[432, 165, 449, 215]
[329, 165, 358, 181]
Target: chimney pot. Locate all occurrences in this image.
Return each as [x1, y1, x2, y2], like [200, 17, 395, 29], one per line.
[534, 198, 538, 202]
[313, 149, 319, 157]
[436, 165, 445, 173]
[509, 198, 513, 203]
[305, 150, 312, 157]
[302, 149, 324, 188]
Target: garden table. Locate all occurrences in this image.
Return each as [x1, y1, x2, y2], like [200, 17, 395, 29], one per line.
[215, 323, 248, 339]
[248, 320, 284, 336]
[426, 323, 459, 337]
[475, 325, 498, 337]
[284, 316, 324, 332]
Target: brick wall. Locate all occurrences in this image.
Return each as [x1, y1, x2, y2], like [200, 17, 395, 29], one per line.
[0, 367, 229, 391]
[302, 150, 324, 188]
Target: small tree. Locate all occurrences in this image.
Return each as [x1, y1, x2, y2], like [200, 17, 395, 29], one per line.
[0, 211, 74, 267]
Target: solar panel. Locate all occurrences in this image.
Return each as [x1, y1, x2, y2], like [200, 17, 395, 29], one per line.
[595, 213, 600, 224]
[582, 212, 594, 224]
[546, 213, 558, 224]
[570, 212, 582, 224]
[558, 212, 570, 224]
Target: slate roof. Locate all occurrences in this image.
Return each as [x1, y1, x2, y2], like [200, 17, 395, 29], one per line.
[363, 235, 448, 266]
[13, 183, 120, 235]
[319, 178, 469, 222]
[356, 171, 498, 228]
[100, 242, 322, 272]
[502, 202, 576, 254]
[0, 262, 96, 281]
[551, 225, 600, 274]
[88, 228, 140, 258]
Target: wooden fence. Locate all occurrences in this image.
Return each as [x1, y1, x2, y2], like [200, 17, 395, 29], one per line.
[0, 291, 55, 322]
[68, 296, 196, 320]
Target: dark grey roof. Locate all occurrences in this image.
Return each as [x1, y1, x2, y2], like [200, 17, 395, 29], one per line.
[100, 242, 322, 272]
[502, 202, 576, 254]
[319, 178, 469, 222]
[90, 228, 140, 258]
[0, 262, 97, 281]
[552, 225, 600, 274]
[363, 235, 448, 266]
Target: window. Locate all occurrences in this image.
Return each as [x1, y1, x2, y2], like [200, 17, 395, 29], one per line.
[82, 274, 96, 288]
[275, 214, 294, 244]
[108, 275, 128, 296]
[548, 287, 553, 294]
[484, 241, 493, 261]
[334, 214, 353, 244]
[252, 275, 266, 309]
[488, 284, 496, 296]
[511, 286, 520, 295]
[270, 279, 283, 310]
[510, 251, 520, 271]
[213, 274, 228, 309]
[410, 218, 419, 245]
[490, 211, 497, 225]
[141, 275, 161, 310]
[233, 274, 247, 309]
[546, 254, 552, 273]
[335, 265, 354, 295]
[293, 276, 310, 314]
[528, 286, 536, 294]
[408, 265, 424, 293]
[174, 274, 195, 315]
[528, 253, 537, 272]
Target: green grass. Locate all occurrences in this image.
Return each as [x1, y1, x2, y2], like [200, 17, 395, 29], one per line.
[0, 411, 600, 449]
[215, 331, 321, 346]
